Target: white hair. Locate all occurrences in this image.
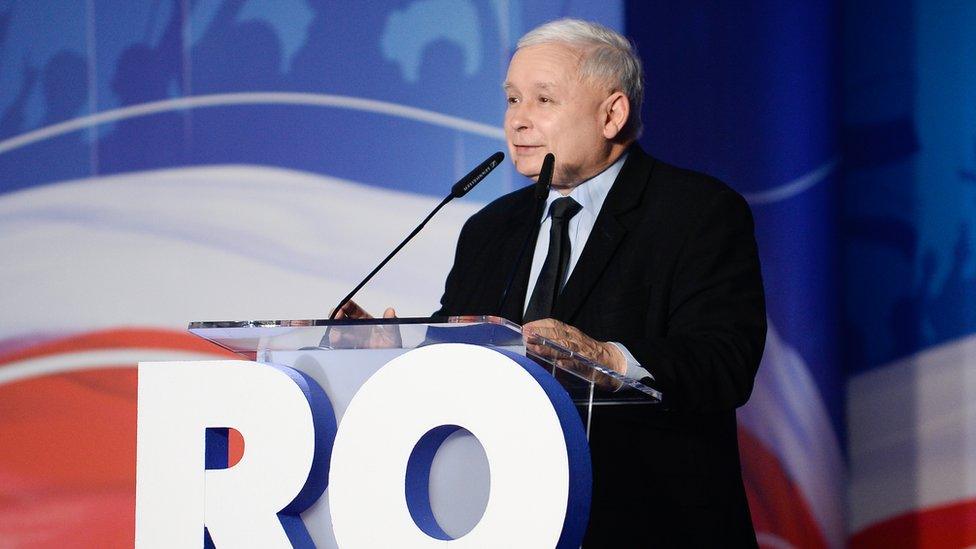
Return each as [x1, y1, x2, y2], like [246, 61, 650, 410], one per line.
[517, 18, 644, 139]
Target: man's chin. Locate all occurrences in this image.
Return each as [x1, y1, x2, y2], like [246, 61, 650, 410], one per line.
[511, 147, 547, 169]
[513, 163, 541, 181]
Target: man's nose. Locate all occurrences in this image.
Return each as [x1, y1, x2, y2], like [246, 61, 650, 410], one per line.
[507, 105, 531, 132]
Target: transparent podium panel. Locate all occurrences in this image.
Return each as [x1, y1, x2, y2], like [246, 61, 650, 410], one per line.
[186, 316, 662, 546]
[188, 315, 662, 413]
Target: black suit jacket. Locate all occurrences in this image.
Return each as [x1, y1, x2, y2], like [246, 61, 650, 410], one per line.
[435, 145, 766, 547]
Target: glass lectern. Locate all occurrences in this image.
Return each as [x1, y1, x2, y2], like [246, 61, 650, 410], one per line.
[188, 315, 661, 435]
[183, 315, 663, 545]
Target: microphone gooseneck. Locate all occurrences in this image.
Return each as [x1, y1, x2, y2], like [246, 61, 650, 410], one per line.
[329, 151, 506, 320]
[496, 152, 555, 318]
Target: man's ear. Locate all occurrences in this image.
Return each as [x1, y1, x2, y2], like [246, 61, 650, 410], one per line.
[601, 92, 630, 140]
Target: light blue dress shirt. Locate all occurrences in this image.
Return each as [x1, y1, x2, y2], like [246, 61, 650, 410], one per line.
[523, 153, 654, 381]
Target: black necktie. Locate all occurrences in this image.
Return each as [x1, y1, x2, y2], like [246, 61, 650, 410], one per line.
[523, 197, 582, 323]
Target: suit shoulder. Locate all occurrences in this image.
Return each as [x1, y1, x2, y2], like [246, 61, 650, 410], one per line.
[651, 159, 741, 201]
[647, 159, 752, 217]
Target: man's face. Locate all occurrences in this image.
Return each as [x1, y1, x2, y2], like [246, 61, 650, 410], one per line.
[503, 43, 613, 189]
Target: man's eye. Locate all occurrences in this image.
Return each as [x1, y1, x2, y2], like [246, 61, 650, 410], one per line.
[539, 96, 552, 103]
[507, 96, 519, 104]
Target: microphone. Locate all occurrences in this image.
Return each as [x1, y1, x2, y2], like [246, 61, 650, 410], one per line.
[329, 151, 505, 320]
[452, 152, 505, 197]
[535, 152, 555, 202]
[496, 152, 555, 316]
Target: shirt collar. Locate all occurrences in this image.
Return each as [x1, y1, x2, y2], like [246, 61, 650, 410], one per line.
[541, 152, 629, 221]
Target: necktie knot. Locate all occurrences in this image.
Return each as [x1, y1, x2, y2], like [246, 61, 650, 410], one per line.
[549, 196, 582, 221]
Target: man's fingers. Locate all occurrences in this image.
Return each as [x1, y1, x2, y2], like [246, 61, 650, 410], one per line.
[523, 318, 561, 331]
[334, 301, 399, 320]
[335, 300, 376, 320]
[343, 301, 366, 318]
[332, 303, 353, 319]
[523, 319, 559, 342]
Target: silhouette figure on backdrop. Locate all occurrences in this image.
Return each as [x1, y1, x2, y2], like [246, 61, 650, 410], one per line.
[188, 0, 286, 166]
[0, 60, 36, 139]
[410, 38, 469, 112]
[0, 51, 90, 191]
[41, 51, 88, 126]
[191, 0, 284, 93]
[927, 225, 976, 341]
[845, 213, 917, 366]
[289, 0, 402, 97]
[99, 0, 184, 173]
[0, 8, 11, 46]
[890, 249, 934, 359]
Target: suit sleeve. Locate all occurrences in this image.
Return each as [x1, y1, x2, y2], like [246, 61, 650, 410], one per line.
[624, 189, 766, 412]
[432, 216, 473, 317]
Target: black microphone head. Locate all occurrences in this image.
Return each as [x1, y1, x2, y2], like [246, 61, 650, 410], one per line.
[535, 153, 555, 200]
[451, 151, 505, 198]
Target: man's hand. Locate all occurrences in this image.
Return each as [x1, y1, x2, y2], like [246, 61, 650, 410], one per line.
[522, 318, 627, 376]
[329, 300, 401, 348]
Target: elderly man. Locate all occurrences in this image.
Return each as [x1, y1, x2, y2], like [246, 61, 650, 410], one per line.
[339, 18, 766, 547]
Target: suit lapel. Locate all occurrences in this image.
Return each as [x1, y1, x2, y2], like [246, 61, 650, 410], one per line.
[554, 146, 655, 322]
[495, 190, 542, 324]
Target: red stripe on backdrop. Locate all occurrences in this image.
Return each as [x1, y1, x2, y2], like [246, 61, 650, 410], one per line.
[0, 327, 236, 365]
[0, 328, 238, 548]
[0, 368, 138, 548]
[851, 498, 976, 548]
[739, 426, 829, 549]
[0, 333, 69, 357]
